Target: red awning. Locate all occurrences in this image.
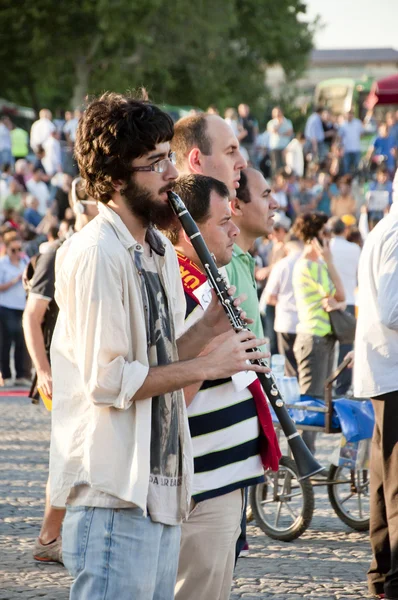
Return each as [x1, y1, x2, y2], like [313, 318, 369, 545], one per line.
[365, 74, 398, 109]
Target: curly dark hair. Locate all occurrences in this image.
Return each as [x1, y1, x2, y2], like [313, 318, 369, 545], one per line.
[74, 92, 174, 203]
[292, 212, 329, 243]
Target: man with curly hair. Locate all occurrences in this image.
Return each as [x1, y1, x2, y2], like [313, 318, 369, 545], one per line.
[49, 92, 269, 600]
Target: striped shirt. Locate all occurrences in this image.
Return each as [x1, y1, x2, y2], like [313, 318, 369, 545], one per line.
[185, 292, 264, 502]
[292, 258, 335, 337]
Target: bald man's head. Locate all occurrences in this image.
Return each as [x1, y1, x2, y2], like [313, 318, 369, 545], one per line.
[171, 114, 247, 197]
[171, 113, 212, 171]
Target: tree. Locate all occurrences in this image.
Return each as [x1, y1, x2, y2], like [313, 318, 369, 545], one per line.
[0, 0, 316, 114]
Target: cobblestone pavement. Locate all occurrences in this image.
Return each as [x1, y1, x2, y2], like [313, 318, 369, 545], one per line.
[0, 393, 373, 599]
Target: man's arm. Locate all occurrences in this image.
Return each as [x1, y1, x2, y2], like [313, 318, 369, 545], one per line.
[134, 329, 269, 401]
[70, 247, 269, 409]
[135, 329, 270, 404]
[23, 296, 52, 397]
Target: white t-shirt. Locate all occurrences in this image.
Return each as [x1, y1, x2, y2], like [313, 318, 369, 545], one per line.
[26, 179, 50, 216]
[262, 252, 301, 334]
[339, 119, 363, 153]
[354, 202, 398, 398]
[30, 118, 55, 152]
[330, 236, 361, 305]
[42, 136, 62, 176]
[285, 139, 304, 177]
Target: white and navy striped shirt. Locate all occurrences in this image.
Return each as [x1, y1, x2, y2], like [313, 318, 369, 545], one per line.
[185, 292, 264, 502]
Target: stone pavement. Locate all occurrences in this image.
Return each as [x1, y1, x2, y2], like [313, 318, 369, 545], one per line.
[0, 393, 373, 600]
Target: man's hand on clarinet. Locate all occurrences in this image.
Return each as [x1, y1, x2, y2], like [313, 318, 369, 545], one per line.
[200, 329, 271, 380]
[201, 287, 253, 336]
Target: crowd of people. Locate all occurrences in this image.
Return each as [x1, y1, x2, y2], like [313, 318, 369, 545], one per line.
[0, 109, 79, 385]
[0, 93, 397, 600]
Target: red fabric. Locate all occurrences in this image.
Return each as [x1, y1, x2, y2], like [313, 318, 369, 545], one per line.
[0, 390, 29, 397]
[248, 378, 282, 471]
[365, 74, 398, 108]
[177, 251, 281, 472]
[176, 250, 206, 302]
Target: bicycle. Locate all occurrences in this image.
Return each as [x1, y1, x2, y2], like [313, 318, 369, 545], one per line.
[250, 358, 370, 541]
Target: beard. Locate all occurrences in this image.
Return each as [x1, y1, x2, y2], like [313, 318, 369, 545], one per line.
[122, 177, 177, 230]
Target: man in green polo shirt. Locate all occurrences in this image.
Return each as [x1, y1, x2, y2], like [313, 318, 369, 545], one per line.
[226, 168, 278, 340]
[226, 167, 278, 558]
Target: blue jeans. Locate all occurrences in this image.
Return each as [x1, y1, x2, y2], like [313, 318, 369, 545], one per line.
[0, 149, 13, 169]
[343, 151, 361, 175]
[63, 506, 181, 600]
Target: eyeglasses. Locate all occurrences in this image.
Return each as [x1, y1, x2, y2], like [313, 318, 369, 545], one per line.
[10, 247, 22, 253]
[130, 152, 176, 174]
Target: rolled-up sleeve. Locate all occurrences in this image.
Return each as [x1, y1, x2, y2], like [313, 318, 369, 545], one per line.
[67, 245, 149, 409]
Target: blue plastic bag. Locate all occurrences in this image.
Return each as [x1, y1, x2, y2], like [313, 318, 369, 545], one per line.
[333, 398, 374, 442]
[269, 395, 374, 443]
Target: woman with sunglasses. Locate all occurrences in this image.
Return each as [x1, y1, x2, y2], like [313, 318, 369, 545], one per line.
[0, 231, 30, 386]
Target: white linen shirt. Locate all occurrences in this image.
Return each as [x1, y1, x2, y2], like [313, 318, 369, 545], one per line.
[354, 201, 398, 398]
[330, 236, 361, 306]
[49, 203, 193, 518]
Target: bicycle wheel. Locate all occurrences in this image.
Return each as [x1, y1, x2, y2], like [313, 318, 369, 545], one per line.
[250, 455, 315, 542]
[327, 464, 370, 531]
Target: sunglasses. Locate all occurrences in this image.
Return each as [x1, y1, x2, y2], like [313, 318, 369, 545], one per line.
[10, 247, 22, 253]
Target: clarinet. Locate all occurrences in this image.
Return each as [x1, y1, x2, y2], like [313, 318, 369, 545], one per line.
[168, 191, 325, 480]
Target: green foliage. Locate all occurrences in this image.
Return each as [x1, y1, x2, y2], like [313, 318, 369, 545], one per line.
[0, 0, 316, 114]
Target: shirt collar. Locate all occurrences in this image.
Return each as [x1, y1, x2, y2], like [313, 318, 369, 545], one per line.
[232, 242, 246, 258]
[232, 242, 253, 261]
[97, 202, 165, 256]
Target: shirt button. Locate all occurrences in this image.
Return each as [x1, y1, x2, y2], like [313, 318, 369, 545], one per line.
[136, 244, 142, 250]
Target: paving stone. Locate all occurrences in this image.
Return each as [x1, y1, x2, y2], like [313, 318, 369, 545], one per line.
[0, 394, 372, 599]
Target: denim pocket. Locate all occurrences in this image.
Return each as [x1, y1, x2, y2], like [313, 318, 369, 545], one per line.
[62, 507, 94, 578]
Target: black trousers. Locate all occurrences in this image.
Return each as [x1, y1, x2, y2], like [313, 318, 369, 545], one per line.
[293, 333, 335, 455]
[335, 305, 355, 396]
[276, 332, 297, 377]
[368, 392, 398, 599]
[0, 306, 30, 379]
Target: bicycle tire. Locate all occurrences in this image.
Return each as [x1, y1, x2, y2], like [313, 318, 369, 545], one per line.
[250, 455, 315, 542]
[327, 464, 369, 531]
